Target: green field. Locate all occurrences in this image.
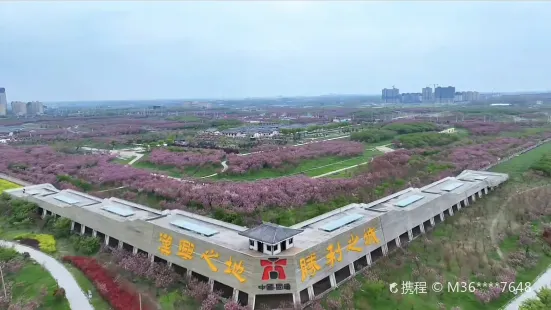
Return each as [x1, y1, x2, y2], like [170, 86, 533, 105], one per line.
[6, 258, 70, 309]
[215, 149, 381, 181]
[322, 141, 551, 310]
[490, 141, 551, 178]
[132, 154, 220, 178]
[0, 179, 21, 193]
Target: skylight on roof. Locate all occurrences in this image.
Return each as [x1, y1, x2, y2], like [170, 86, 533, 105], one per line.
[319, 213, 363, 232]
[395, 195, 424, 207]
[474, 176, 488, 180]
[54, 195, 80, 204]
[442, 182, 464, 192]
[170, 220, 219, 237]
[102, 205, 135, 217]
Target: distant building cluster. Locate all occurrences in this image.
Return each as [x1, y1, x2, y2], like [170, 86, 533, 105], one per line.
[183, 101, 212, 109]
[11, 101, 44, 116]
[382, 85, 479, 104]
[0, 87, 44, 117]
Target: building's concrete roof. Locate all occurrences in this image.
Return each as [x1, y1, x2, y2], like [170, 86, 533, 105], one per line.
[83, 197, 163, 222]
[238, 223, 303, 245]
[4, 169, 508, 257]
[44, 189, 103, 208]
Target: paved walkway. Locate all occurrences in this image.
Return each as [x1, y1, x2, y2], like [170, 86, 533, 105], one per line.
[504, 265, 551, 309]
[0, 240, 94, 310]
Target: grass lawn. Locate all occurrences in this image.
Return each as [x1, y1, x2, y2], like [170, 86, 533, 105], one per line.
[322, 141, 551, 310]
[132, 154, 221, 178]
[65, 264, 113, 310]
[0, 221, 112, 310]
[216, 148, 382, 181]
[0, 179, 21, 193]
[490, 141, 551, 178]
[112, 156, 137, 165]
[7, 261, 71, 310]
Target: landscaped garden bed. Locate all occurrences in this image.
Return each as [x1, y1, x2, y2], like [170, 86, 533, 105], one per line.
[63, 255, 151, 310]
[14, 233, 56, 253]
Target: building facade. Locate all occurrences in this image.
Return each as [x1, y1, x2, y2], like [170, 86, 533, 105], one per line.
[5, 170, 508, 309]
[381, 88, 400, 103]
[11, 101, 27, 116]
[434, 86, 456, 103]
[26, 101, 44, 115]
[462, 91, 480, 102]
[422, 87, 433, 103]
[401, 93, 422, 104]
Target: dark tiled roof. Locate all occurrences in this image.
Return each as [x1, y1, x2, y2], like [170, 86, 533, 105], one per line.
[239, 223, 303, 244]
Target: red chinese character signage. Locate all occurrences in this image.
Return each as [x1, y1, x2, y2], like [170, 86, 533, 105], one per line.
[261, 258, 287, 280]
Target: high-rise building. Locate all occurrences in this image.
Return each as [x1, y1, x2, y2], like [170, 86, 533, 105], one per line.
[401, 93, 422, 103]
[422, 87, 433, 102]
[382, 87, 400, 103]
[0, 88, 6, 116]
[26, 101, 44, 115]
[462, 91, 480, 102]
[11, 101, 27, 116]
[434, 86, 456, 103]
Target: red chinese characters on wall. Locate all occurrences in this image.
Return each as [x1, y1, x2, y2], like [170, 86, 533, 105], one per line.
[261, 258, 287, 280]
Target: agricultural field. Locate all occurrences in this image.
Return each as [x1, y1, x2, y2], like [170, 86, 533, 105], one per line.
[320, 140, 551, 310]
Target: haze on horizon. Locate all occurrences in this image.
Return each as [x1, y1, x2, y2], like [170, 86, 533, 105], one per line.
[1, 1, 550, 102]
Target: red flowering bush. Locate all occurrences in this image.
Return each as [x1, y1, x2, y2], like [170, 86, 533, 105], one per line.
[63, 256, 150, 310]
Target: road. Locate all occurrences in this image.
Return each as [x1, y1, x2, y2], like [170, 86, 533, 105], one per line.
[0, 240, 94, 310]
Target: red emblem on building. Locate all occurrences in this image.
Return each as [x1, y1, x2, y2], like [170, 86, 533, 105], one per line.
[261, 258, 287, 280]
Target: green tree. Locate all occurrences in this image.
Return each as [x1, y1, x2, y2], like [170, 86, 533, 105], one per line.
[520, 287, 551, 310]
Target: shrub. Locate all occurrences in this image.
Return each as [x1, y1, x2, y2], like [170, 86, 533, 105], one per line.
[53, 287, 66, 300]
[395, 132, 459, 148]
[350, 129, 397, 143]
[14, 233, 57, 254]
[531, 154, 551, 176]
[51, 217, 72, 238]
[70, 235, 101, 255]
[382, 121, 438, 134]
[0, 248, 18, 262]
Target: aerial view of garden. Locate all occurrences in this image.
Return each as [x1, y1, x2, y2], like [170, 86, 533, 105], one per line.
[2, 101, 551, 310]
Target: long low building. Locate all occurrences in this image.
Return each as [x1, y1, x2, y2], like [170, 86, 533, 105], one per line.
[5, 169, 508, 309]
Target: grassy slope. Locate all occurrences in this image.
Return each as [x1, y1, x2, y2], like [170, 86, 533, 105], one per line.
[0, 179, 21, 193]
[323, 142, 551, 310]
[132, 154, 220, 178]
[215, 149, 381, 181]
[7, 262, 70, 309]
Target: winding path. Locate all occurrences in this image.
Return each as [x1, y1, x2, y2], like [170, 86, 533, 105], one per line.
[0, 240, 94, 310]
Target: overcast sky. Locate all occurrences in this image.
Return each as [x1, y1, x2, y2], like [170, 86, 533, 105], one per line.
[1, 1, 550, 102]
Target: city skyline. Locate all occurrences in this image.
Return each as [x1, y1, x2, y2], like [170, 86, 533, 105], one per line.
[1, 2, 550, 101]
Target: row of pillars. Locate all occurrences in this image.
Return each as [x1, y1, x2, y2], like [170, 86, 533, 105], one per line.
[67, 220, 255, 307]
[41, 186, 494, 310]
